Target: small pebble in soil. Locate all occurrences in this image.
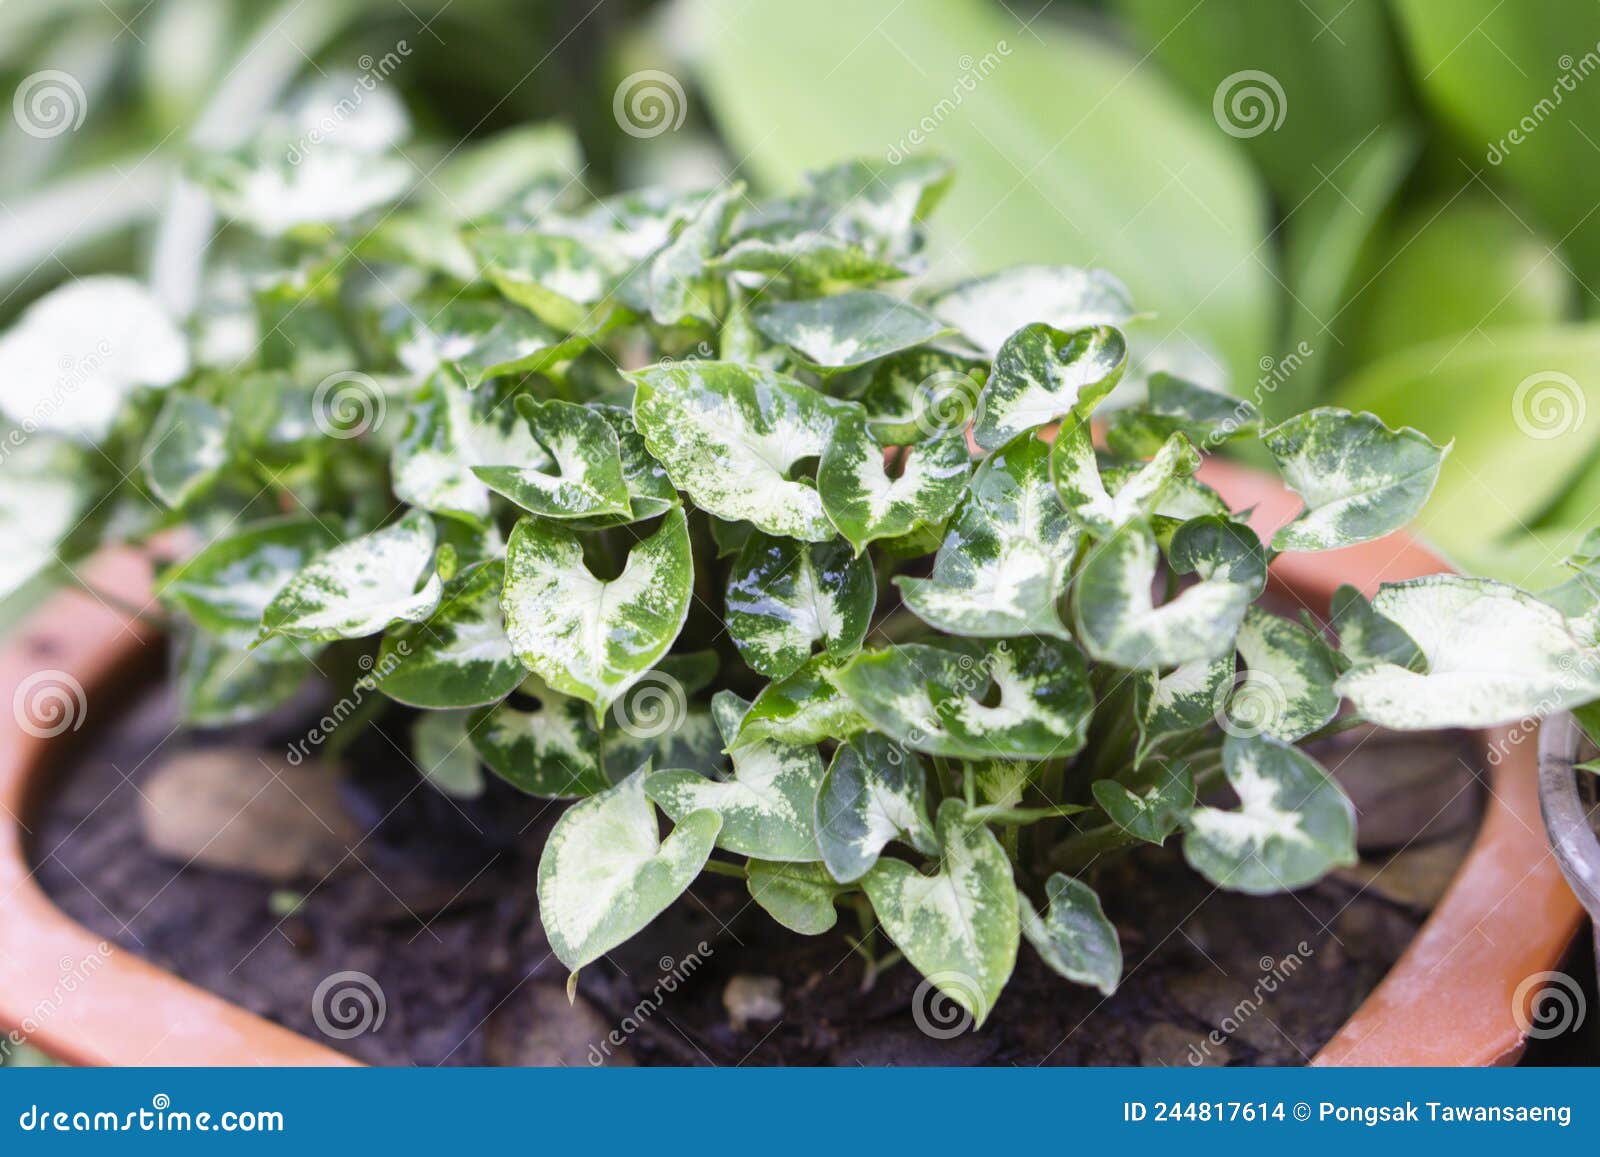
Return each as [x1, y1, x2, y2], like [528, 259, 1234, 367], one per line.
[723, 975, 784, 1030]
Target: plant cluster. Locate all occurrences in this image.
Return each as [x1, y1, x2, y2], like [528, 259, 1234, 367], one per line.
[6, 93, 1599, 1022]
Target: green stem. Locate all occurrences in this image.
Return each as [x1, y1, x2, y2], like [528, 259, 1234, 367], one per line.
[1302, 714, 1367, 744]
[700, 859, 747, 880]
[965, 803, 1089, 826]
[1048, 821, 1138, 874]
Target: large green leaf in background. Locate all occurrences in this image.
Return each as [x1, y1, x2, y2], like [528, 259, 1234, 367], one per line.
[1334, 326, 1600, 588]
[1393, 1, 1600, 294]
[688, 0, 1271, 388]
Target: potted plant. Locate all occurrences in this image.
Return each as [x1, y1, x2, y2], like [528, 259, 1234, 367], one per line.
[0, 96, 1586, 1064]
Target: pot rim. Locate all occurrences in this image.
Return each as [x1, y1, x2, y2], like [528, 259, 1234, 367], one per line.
[0, 463, 1582, 1067]
[1538, 713, 1600, 918]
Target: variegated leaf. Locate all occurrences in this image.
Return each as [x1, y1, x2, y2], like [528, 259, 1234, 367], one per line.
[1091, 759, 1196, 845]
[1228, 608, 1340, 742]
[848, 349, 985, 445]
[648, 183, 742, 327]
[863, 798, 1019, 1026]
[391, 374, 550, 526]
[819, 422, 971, 553]
[537, 769, 722, 972]
[1049, 420, 1199, 537]
[145, 394, 229, 509]
[260, 510, 443, 643]
[746, 860, 843, 935]
[1336, 576, 1600, 729]
[1330, 583, 1425, 671]
[1105, 372, 1259, 457]
[389, 295, 586, 385]
[1263, 408, 1449, 553]
[801, 155, 951, 262]
[577, 404, 679, 526]
[1019, 873, 1121, 996]
[500, 509, 692, 714]
[630, 361, 862, 540]
[725, 533, 875, 680]
[752, 291, 952, 369]
[0, 438, 92, 601]
[928, 265, 1136, 358]
[467, 683, 609, 798]
[412, 709, 485, 799]
[1132, 655, 1234, 763]
[471, 228, 624, 333]
[734, 656, 870, 749]
[714, 232, 904, 287]
[376, 559, 523, 709]
[830, 637, 1092, 761]
[814, 732, 937, 884]
[972, 324, 1127, 451]
[473, 397, 631, 520]
[173, 627, 310, 728]
[896, 432, 1078, 638]
[159, 517, 339, 647]
[1183, 733, 1356, 894]
[1074, 516, 1266, 670]
[646, 731, 826, 863]
[603, 706, 729, 783]
[0, 276, 189, 442]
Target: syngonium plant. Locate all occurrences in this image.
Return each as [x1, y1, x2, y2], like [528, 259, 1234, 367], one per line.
[7, 92, 1600, 1024]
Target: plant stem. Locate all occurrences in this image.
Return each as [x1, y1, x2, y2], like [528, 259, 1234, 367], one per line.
[1048, 821, 1138, 874]
[1302, 714, 1367, 743]
[700, 859, 747, 880]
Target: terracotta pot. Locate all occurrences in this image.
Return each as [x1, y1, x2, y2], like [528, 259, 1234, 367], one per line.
[0, 466, 1581, 1066]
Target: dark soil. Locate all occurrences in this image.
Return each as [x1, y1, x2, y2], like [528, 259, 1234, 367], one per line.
[32, 676, 1484, 1067]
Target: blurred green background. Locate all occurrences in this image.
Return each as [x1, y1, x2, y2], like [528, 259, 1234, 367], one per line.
[4, 0, 1600, 590]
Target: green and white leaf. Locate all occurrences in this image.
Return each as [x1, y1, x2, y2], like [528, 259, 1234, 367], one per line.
[1330, 582, 1425, 670]
[376, 560, 524, 709]
[1263, 408, 1449, 552]
[470, 228, 624, 333]
[1183, 733, 1356, 894]
[1132, 655, 1233, 763]
[1074, 516, 1266, 670]
[0, 437, 94, 601]
[500, 508, 692, 714]
[972, 324, 1127, 450]
[647, 183, 742, 326]
[1049, 420, 1198, 537]
[260, 510, 443, 643]
[819, 423, 971, 553]
[863, 799, 1019, 1027]
[472, 398, 629, 520]
[928, 265, 1136, 358]
[0, 276, 189, 442]
[647, 736, 826, 862]
[537, 769, 722, 972]
[848, 349, 985, 444]
[631, 360, 862, 540]
[896, 432, 1078, 638]
[1105, 372, 1258, 457]
[389, 296, 586, 385]
[830, 637, 1092, 761]
[1091, 759, 1196, 845]
[145, 394, 229, 509]
[733, 656, 871, 749]
[1336, 576, 1600, 729]
[173, 627, 310, 728]
[1228, 608, 1341, 742]
[746, 860, 843, 935]
[725, 533, 874, 680]
[578, 403, 679, 526]
[814, 732, 937, 884]
[1019, 873, 1121, 996]
[412, 709, 485, 799]
[752, 291, 952, 369]
[467, 684, 609, 798]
